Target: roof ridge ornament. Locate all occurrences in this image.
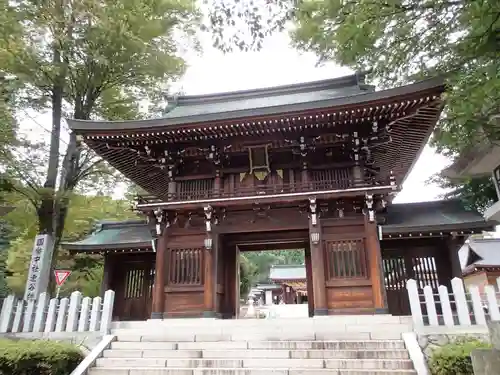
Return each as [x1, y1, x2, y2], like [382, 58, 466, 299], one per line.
[93, 223, 103, 235]
[164, 94, 180, 114]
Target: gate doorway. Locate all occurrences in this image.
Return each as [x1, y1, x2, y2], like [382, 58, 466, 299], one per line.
[382, 248, 441, 316]
[111, 253, 155, 321]
[217, 230, 314, 319]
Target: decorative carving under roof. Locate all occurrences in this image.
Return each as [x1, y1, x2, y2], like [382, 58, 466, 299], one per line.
[66, 75, 445, 200]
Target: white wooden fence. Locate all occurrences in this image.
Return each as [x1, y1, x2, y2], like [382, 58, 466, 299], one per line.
[0, 290, 115, 334]
[407, 277, 500, 328]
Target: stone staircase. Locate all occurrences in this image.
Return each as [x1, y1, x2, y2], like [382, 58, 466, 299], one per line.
[88, 315, 417, 375]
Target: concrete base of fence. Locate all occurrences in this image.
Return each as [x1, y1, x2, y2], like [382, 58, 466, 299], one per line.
[471, 321, 500, 374]
[0, 332, 104, 354]
[488, 320, 500, 349]
[471, 349, 500, 375]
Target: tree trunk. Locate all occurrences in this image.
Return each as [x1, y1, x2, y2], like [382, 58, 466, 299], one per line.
[39, 0, 68, 295]
[47, 102, 87, 294]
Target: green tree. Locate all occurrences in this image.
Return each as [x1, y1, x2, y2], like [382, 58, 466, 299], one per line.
[0, 0, 21, 157]
[429, 175, 497, 213]
[290, 0, 499, 154]
[0, 222, 11, 298]
[209, 0, 499, 151]
[239, 254, 257, 298]
[243, 250, 305, 283]
[207, 0, 499, 212]
[4, 192, 139, 296]
[1, 0, 200, 292]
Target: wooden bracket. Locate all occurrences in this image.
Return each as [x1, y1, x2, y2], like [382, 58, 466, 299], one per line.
[365, 194, 375, 223]
[309, 197, 317, 226]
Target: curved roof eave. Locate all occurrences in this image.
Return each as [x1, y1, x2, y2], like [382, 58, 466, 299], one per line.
[67, 76, 445, 133]
[61, 241, 152, 252]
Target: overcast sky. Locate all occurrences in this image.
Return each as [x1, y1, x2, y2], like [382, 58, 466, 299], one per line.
[19, 31, 451, 203]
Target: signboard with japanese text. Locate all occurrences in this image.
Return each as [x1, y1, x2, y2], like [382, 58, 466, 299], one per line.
[23, 234, 54, 301]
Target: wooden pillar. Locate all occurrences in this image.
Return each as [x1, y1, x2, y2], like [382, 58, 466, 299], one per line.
[352, 165, 363, 186]
[304, 245, 314, 317]
[100, 253, 113, 297]
[364, 217, 388, 313]
[447, 235, 463, 279]
[168, 180, 176, 201]
[301, 169, 309, 189]
[223, 244, 237, 318]
[309, 218, 327, 316]
[203, 242, 215, 317]
[151, 231, 167, 319]
[214, 172, 221, 198]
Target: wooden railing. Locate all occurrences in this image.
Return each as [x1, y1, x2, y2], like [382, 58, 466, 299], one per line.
[137, 177, 376, 204]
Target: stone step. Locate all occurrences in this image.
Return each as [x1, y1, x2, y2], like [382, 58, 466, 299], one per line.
[103, 349, 409, 360]
[95, 358, 414, 370]
[111, 324, 412, 336]
[111, 316, 413, 329]
[89, 368, 417, 375]
[110, 340, 407, 351]
[114, 329, 408, 342]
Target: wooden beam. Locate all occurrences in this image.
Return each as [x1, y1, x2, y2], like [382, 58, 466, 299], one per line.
[364, 216, 388, 313]
[203, 243, 215, 317]
[151, 230, 168, 319]
[309, 216, 327, 315]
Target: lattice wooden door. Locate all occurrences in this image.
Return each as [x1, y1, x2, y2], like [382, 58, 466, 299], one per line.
[383, 253, 440, 316]
[115, 256, 155, 321]
[383, 256, 410, 315]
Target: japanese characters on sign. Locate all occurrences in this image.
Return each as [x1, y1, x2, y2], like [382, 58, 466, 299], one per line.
[23, 234, 54, 301]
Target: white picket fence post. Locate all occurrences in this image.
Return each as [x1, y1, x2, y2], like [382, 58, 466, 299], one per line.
[423, 286, 438, 326]
[0, 295, 16, 333]
[438, 285, 454, 327]
[468, 285, 486, 326]
[66, 291, 82, 332]
[485, 285, 500, 321]
[406, 279, 423, 327]
[12, 300, 24, 333]
[0, 290, 115, 334]
[100, 290, 115, 334]
[44, 298, 58, 333]
[89, 297, 102, 332]
[78, 297, 91, 332]
[407, 276, 500, 328]
[55, 297, 69, 332]
[33, 293, 49, 332]
[22, 300, 36, 332]
[451, 277, 471, 326]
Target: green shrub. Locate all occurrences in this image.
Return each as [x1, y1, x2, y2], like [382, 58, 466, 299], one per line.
[428, 339, 491, 375]
[0, 338, 83, 375]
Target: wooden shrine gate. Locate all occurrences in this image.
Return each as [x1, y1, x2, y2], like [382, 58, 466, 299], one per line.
[111, 253, 155, 321]
[382, 247, 443, 316]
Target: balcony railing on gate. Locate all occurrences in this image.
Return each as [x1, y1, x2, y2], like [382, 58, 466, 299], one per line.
[137, 178, 380, 204]
[0, 290, 115, 334]
[406, 277, 500, 328]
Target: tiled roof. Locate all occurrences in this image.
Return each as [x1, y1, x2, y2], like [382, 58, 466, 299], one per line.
[461, 238, 500, 269]
[61, 220, 152, 251]
[66, 74, 443, 132]
[381, 199, 493, 234]
[67, 73, 375, 131]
